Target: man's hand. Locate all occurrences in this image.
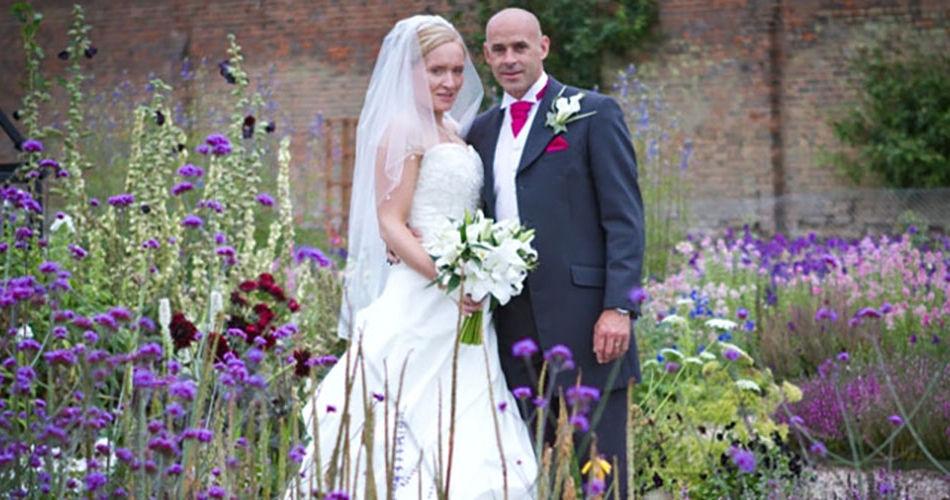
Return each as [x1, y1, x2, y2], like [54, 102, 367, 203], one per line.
[593, 309, 631, 364]
[386, 225, 423, 265]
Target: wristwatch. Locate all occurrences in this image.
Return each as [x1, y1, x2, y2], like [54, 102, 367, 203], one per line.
[614, 307, 630, 316]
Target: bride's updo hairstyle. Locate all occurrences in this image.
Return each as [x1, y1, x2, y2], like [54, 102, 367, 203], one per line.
[416, 22, 464, 58]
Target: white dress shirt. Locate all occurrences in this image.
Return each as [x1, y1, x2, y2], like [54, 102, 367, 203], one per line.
[493, 73, 549, 223]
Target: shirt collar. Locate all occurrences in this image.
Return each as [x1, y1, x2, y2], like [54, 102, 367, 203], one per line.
[501, 73, 549, 110]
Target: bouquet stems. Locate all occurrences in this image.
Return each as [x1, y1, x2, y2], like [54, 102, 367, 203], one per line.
[459, 310, 483, 345]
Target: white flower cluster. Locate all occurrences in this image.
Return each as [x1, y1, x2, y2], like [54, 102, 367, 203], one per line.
[426, 209, 538, 307]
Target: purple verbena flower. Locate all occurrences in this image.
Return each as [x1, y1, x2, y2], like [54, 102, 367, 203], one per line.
[512, 386, 532, 399]
[181, 214, 203, 228]
[729, 446, 756, 473]
[256, 193, 275, 206]
[855, 307, 883, 319]
[68, 244, 88, 260]
[177, 164, 205, 177]
[295, 246, 331, 267]
[569, 414, 590, 432]
[628, 286, 648, 304]
[171, 182, 194, 196]
[107, 194, 135, 208]
[22, 139, 43, 153]
[511, 338, 539, 358]
[288, 445, 307, 463]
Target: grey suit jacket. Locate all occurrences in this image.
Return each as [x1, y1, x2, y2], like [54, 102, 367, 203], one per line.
[467, 78, 645, 390]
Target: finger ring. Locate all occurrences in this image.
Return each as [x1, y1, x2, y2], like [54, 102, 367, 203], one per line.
[613, 342, 621, 347]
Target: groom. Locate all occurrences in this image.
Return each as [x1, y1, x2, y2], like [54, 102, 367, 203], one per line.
[466, 7, 645, 495]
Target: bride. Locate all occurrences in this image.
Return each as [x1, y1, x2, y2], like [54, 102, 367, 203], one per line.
[286, 15, 538, 499]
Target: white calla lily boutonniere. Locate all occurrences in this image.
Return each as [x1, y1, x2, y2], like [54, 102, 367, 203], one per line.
[545, 87, 596, 135]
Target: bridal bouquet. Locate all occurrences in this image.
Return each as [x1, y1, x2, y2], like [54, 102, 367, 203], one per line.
[425, 209, 538, 345]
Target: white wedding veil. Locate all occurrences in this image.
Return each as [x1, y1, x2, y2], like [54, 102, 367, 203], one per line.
[337, 15, 484, 338]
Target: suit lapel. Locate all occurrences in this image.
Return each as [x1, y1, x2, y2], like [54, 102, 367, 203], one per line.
[518, 79, 564, 173]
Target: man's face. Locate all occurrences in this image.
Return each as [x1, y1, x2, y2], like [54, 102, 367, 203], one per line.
[483, 16, 549, 99]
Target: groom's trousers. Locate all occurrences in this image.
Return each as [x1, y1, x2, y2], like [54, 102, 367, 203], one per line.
[495, 285, 631, 497]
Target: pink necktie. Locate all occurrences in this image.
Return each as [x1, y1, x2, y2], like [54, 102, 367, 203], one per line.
[510, 101, 533, 137]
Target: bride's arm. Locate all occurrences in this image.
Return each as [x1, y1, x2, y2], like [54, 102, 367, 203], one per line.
[376, 149, 437, 281]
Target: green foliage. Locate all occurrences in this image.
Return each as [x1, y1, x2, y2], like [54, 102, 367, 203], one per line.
[828, 34, 950, 188]
[631, 311, 809, 498]
[1, 6, 343, 497]
[456, 0, 657, 92]
[614, 66, 692, 280]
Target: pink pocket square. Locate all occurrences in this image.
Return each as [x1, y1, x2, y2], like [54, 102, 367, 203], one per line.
[546, 136, 569, 153]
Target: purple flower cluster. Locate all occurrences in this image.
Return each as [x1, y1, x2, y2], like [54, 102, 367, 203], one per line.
[198, 134, 233, 156]
[107, 193, 135, 208]
[294, 246, 331, 267]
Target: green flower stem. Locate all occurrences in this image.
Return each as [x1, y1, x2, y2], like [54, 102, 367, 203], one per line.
[459, 310, 484, 345]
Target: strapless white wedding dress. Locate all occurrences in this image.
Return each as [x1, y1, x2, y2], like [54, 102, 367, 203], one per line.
[287, 143, 538, 499]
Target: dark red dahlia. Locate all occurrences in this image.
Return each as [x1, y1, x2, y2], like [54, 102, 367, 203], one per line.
[244, 324, 260, 344]
[287, 298, 300, 313]
[253, 304, 275, 328]
[238, 280, 257, 292]
[206, 332, 230, 363]
[268, 285, 287, 302]
[225, 314, 249, 333]
[292, 349, 311, 378]
[257, 273, 275, 290]
[169, 312, 198, 350]
[230, 291, 248, 307]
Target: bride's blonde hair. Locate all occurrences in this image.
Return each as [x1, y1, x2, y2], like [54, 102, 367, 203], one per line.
[417, 22, 463, 56]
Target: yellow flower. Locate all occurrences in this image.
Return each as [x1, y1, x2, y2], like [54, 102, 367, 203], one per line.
[782, 380, 803, 403]
[581, 455, 612, 481]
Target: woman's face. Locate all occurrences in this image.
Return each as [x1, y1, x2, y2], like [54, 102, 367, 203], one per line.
[423, 41, 465, 115]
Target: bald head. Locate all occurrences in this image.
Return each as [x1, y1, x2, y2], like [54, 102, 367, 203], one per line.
[483, 8, 549, 99]
[486, 8, 542, 40]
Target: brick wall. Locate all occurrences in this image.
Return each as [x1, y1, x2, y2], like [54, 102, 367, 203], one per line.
[631, 0, 950, 235]
[2, 1, 949, 236]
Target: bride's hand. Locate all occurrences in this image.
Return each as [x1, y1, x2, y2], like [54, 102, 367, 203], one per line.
[457, 293, 484, 317]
